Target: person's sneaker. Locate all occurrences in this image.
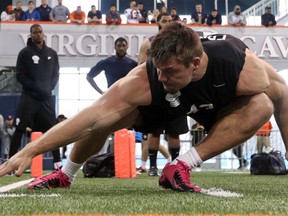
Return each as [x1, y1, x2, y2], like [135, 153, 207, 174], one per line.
[136, 166, 147, 174]
[28, 169, 71, 190]
[237, 160, 249, 170]
[148, 166, 159, 176]
[159, 160, 201, 192]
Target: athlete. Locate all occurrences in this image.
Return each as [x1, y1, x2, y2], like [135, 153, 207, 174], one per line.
[86, 37, 137, 95]
[138, 12, 188, 176]
[1, 22, 288, 194]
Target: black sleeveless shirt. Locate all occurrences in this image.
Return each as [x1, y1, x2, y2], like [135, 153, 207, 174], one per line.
[134, 34, 248, 133]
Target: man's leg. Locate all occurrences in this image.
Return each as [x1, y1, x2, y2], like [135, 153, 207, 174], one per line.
[147, 133, 161, 176]
[257, 136, 263, 153]
[160, 94, 273, 192]
[167, 134, 180, 161]
[9, 130, 24, 158]
[37, 97, 62, 170]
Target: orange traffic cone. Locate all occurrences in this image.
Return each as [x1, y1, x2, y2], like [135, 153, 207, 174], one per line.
[114, 129, 136, 178]
[30, 132, 43, 177]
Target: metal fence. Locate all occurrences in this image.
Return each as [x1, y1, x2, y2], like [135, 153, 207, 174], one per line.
[140, 129, 286, 170]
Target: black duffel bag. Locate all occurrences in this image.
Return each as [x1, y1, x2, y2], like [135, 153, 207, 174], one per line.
[250, 151, 287, 175]
[82, 153, 115, 178]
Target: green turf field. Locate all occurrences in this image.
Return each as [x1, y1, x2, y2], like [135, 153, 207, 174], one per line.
[0, 171, 287, 215]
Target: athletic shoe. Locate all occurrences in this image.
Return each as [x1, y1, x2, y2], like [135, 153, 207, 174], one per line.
[148, 166, 159, 176]
[159, 160, 201, 192]
[28, 169, 71, 190]
[237, 160, 249, 170]
[136, 166, 147, 174]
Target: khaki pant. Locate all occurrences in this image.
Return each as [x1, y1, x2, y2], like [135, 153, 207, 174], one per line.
[257, 135, 271, 153]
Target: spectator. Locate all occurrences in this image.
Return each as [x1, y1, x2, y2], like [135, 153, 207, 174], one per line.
[36, 0, 52, 21]
[86, 37, 137, 94]
[228, 5, 247, 26]
[86, 37, 137, 157]
[1, 5, 15, 21]
[232, 144, 248, 170]
[106, 4, 121, 25]
[2, 116, 15, 161]
[261, 6, 277, 27]
[182, 17, 187, 24]
[160, 5, 167, 14]
[70, 6, 86, 24]
[149, 9, 159, 24]
[14, 1, 24, 21]
[256, 121, 273, 153]
[22, 1, 40, 21]
[138, 2, 148, 23]
[207, 8, 222, 25]
[171, 7, 180, 21]
[191, 3, 207, 24]
[50, 0, 70, 22]
[124, 0, 142, 24]
[9, 24, 62, 172]
[87, 5, 102, 24]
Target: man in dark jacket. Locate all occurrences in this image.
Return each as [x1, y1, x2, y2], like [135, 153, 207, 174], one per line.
[36, 0, 52, 21]
[261, 6, 277, 27]
[9, 24, 62, 171]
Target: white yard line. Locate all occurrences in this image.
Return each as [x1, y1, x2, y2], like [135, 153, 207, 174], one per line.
[201, 188, 243, 198]
[0, 178, 34, 193]
[0, 178, 61, 198]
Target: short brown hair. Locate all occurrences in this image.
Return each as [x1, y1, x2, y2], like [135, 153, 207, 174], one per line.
[150, 22, 203, 68]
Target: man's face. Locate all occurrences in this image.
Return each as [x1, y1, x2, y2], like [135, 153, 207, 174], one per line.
[211, 11, 218, 17]
[171, 9, 177, 15]
[158, 15, 172, 30]
[42, 0, 47, 5]
[130, 1, 136, 8]
[115, 41, 128, 58]
[234, 7, 241, 15]
[196, 5, 202, 13]
[110, 6, 116, 13]
[155, 57, 194, 93]
[31, 26, 44, 45]
[28, 2, 35, 10]
[138, 4, 143, 10]
[6, 119, 13, 125]
[161, 6, 167, 13]
[91, 6, 96, 12]
[16, 2, 22, 9]
[77, 6, 81, 13]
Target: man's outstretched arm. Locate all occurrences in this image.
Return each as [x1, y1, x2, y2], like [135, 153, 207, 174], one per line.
[0, 64, 151, 177]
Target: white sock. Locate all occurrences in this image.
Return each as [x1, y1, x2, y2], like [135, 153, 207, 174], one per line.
[171, 147, 203, 169]
[61, 157, 83, 182]
[167, 156, 172, 162]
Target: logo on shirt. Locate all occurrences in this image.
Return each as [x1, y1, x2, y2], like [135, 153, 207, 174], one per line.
[165, 91, 181, 108]
[32, 55, 40, 64]
[186, 103, 214, 115]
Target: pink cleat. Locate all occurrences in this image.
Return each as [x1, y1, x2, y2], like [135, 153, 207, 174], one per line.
[159, 160, 201, 192]
[28, 169, 71, 190]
